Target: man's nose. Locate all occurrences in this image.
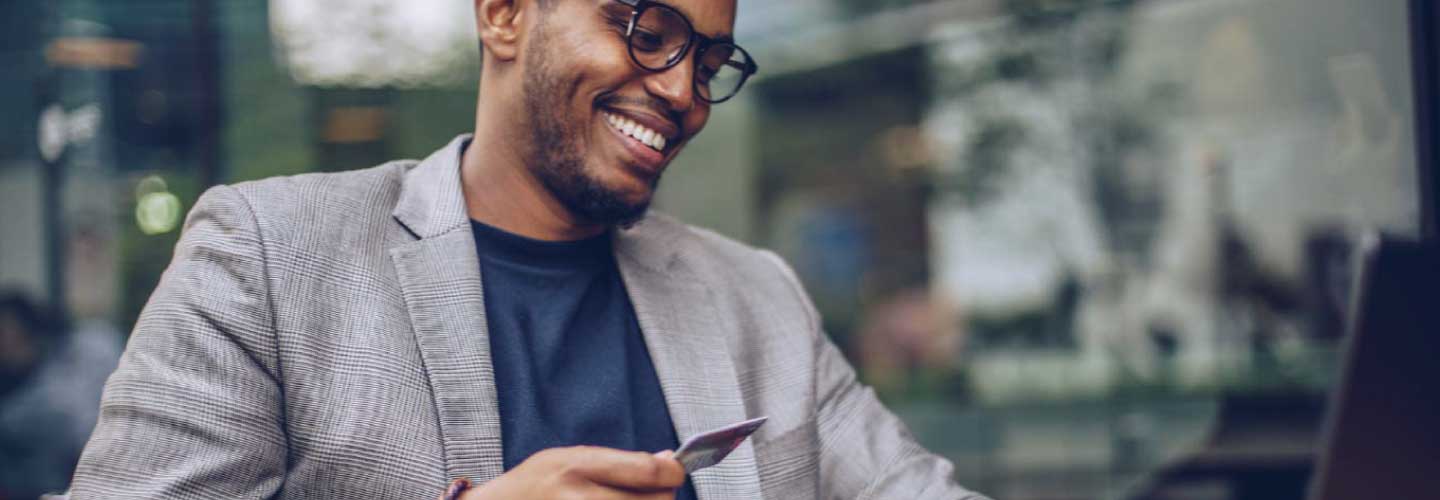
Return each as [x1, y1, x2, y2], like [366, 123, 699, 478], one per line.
[643, 57, 697, 113]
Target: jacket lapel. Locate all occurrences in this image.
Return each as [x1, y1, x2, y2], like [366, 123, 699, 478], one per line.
[390, 135, 505, 484]
[615, 225, 764, 500]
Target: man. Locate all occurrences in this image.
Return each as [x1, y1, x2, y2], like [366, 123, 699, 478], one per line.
[70, 0, 989, 499]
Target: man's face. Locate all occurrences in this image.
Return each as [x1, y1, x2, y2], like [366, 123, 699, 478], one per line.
[519, 0, 737, 226]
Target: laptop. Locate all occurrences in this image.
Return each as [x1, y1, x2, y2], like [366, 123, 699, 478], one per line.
[1307, 234, 1440, 500]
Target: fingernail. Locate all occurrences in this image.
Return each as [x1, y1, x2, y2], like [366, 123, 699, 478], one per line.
[653, 450, 674, 459]
[441, 478, 472, 500]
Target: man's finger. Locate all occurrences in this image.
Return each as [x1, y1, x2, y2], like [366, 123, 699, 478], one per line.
[630, 488, 680, 500]
[573, 482, 679, 500]
[437, 478, 472, 500]
[564, 446, 686, 490]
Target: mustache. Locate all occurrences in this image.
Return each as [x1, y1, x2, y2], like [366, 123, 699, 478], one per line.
[597, 93, 685, 135]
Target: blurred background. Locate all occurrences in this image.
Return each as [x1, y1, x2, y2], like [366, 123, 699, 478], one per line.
[0, 0, 1432, 499]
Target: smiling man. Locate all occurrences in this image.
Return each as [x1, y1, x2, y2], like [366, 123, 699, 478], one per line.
[68, 1, 988, 499]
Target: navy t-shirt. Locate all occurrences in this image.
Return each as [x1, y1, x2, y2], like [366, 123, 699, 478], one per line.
[471, 220, 696, 499]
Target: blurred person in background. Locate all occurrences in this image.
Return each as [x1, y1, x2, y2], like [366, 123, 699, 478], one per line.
[856, 288, 966, 399]
[1, 292, 121, 500]
[66, 1, 989, 500]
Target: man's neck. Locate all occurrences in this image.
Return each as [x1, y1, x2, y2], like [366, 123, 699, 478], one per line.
[460, 125, 609, 242]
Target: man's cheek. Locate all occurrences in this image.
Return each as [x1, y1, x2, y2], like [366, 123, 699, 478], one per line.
[685, 115, 710, 142]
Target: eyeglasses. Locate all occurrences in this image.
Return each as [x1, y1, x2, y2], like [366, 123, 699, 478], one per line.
[613, 0, 758, 104]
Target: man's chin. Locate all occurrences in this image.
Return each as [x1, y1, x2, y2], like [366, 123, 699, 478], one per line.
[551, 176, 655, 228]
[578, 165, 663, 224]
[575, 198, 651, 228]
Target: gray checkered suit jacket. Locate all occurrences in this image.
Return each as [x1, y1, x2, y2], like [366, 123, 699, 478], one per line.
[70, 135, 988, 500]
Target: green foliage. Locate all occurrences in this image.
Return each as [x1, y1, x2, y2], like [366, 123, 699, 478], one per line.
[118, 172, 201, 335]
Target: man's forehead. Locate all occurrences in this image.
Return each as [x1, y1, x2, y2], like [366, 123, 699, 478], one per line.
[662, 0, 737, 40]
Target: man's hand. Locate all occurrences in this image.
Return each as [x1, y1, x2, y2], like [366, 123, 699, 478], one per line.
[456, 446, 686, 500]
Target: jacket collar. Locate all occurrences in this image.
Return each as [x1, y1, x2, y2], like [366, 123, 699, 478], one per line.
[393, 134, 473, 240]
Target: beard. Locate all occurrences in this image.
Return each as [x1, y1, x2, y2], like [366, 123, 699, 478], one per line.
[521, 17, 658, 228]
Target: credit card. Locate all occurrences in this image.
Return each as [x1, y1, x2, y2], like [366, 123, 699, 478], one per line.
[673, 416, 768, 473]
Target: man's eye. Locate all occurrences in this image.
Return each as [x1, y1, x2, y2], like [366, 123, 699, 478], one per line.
[632, 30, 664, 51]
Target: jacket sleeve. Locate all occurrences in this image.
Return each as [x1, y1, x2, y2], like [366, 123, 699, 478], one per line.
[760, 251, 991, 500]
[70, 185, 288, 499]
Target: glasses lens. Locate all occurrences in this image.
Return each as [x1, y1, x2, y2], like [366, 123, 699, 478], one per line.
[630, 5, 692, 69]
[697, 43, 750, 103]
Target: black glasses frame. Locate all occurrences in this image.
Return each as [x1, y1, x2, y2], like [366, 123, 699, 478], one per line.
[614, 0, 758, 104]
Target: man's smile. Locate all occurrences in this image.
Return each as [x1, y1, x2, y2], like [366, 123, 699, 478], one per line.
[604, 112, 669, 151]
[599, 108, 680, 174]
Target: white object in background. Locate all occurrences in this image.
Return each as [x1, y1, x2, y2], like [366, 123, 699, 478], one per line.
[269, 0, 475, 87]
[37, 104, 102, 163]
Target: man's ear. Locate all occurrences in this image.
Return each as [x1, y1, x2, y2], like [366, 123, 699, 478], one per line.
[475, 0, 526, 61]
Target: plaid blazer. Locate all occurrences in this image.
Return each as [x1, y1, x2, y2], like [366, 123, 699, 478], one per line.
[70, 135, 988, 500]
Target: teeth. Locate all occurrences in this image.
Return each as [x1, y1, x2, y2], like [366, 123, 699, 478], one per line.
[604, 112, 667, 152]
